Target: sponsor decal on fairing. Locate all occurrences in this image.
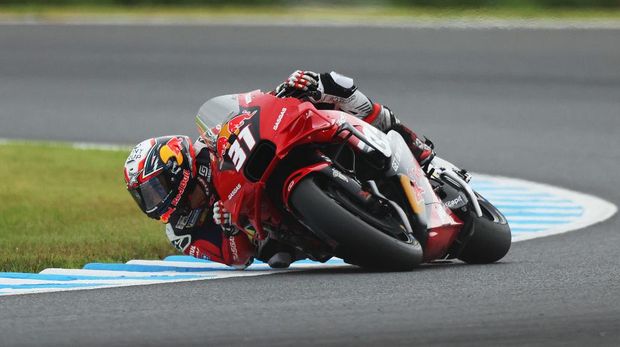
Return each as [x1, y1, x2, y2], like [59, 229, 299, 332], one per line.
[228, 183, 242, 200]
[273, 107, 287, 131]
[287, 179, 296, 193]
[228, 237, 239, 263]
[444, 195, 465, 209]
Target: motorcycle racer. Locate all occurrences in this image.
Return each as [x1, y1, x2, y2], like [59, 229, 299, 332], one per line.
[123, 70, 435, 269]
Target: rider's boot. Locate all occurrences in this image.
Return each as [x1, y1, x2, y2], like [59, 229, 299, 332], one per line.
[395, 124, 435, 168]
[366, 104, 435, 166]
[268, 252, 293, 269]
[258, 238, 297, 269]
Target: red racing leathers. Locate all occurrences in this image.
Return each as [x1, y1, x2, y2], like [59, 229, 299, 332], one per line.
[164, 140, 255, 268]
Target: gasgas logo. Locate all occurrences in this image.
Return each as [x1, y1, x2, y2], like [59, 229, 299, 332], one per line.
[229, 237, 239, 262]
[228, 183, 242, 200]
[273, 107, 287, 131]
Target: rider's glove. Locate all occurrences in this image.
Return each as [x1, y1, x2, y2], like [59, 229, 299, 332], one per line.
[213, 200, 239, 237]
[275, 70, 320, 95]
[277, 70, 374, 118]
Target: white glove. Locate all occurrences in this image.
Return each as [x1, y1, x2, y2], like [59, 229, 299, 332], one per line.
[213, 200, 238, 236]
[275, 70, 320, 95]
[277, 70, 374, 117]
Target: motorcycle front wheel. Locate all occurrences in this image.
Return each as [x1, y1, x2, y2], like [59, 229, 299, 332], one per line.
[457, 197, 512, 264]
[290, 175, 424, 271]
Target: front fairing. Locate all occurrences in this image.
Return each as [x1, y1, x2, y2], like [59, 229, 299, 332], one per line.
[195, 91, 342, 239]
[385, 130, 437, 207]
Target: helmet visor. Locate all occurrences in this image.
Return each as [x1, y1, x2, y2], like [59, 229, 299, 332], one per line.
[128, 174, 172, 214]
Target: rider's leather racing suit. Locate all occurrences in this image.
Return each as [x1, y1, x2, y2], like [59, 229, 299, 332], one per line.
[164, 139, 256, 268]
[164, 71, 434, 268]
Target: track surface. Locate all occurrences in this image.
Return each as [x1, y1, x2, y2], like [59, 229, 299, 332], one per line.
[1, 24, 619, 346]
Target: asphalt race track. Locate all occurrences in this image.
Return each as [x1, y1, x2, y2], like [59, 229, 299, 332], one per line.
[1, 24, 619, 346]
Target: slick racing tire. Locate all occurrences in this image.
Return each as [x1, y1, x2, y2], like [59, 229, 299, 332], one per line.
[458, 197, 512, 264]
[290, 176, 423, 271]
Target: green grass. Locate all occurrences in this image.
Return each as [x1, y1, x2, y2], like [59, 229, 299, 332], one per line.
[0, 141, 176, 273]
[1, 4, 620, 21]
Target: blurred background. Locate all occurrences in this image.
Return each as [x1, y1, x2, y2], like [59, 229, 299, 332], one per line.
[1, 0, 619, 7]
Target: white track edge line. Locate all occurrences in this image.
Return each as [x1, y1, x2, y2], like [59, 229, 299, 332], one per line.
[0, 264, 349, 296]
[476, 173, 617, 242]
[0, 138, 132, 151]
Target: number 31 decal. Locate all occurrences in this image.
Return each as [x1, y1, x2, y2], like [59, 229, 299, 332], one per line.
[228, 126, 256, 171]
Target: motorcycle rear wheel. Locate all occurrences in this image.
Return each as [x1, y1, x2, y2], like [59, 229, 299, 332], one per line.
[290, 176, 424, 271]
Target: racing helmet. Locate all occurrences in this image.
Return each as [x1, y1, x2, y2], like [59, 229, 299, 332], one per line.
[124, 136, 197, 223]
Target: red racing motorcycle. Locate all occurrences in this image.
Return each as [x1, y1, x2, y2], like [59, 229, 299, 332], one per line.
[196, 90, 511, 270]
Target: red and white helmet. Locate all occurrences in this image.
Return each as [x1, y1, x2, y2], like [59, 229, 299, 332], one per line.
[124, 136, 196, 223]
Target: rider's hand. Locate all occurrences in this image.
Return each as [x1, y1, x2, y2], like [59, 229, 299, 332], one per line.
[278, 70, 360, 104]
[276, 70, 374, 117]
[213, 200, 239, 236]
[275, 70, 320, 95]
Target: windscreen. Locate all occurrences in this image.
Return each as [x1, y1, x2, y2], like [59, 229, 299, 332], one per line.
[195, 94, 242, 145]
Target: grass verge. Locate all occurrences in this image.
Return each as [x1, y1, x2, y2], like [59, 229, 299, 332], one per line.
[1, 5, 620, 22]
[0, 141, 175, 273]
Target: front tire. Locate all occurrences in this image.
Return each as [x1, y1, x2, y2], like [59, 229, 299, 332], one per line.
[458, 197, 511, 264]
[290, 176, 423, 271]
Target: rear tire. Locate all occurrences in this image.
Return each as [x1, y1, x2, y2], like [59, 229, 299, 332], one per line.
[458, 198, 511, 264]
[290, 176, 423, 271]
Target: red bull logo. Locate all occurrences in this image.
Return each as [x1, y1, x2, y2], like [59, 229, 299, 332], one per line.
[159, 136, 184, 165]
